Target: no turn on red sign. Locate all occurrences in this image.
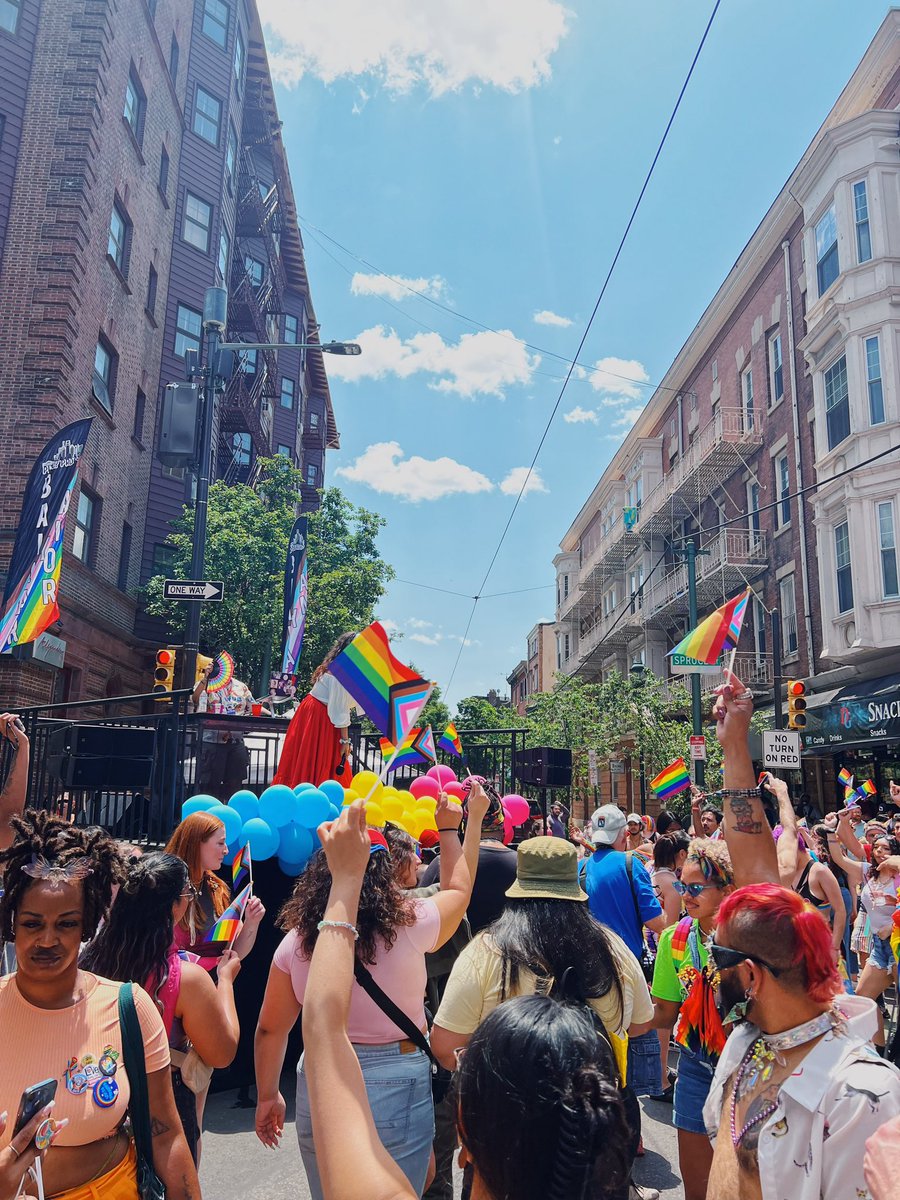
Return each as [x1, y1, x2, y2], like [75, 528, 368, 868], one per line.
[763, 730, 802, 769]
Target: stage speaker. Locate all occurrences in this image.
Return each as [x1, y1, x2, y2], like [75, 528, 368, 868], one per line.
[514, 746, 572, 788]
[46, 724, 156, 790]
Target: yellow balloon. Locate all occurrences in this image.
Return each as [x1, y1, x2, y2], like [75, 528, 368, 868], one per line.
[382, 786, 398, 798]
[408, 815, 429, 839]
[365, 802, 385, 827]
[416, 807, 438, 832]
[397, 790, 416, 811]
[416, 795, 438, 813]
[342, 789, 361, 806]
[352, 771, 383, 804]
[382, 798, 405, 821]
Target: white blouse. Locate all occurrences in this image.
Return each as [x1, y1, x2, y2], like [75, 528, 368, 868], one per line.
[309, 672, 354, 729]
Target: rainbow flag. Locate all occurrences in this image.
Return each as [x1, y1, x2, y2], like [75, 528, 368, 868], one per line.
[329, 622, 433, 745]
[380, 729, 427, 772]
[837, 768, 854, 789]
[439, 723, 464, 758]
[232, 844, 252, 894]
[668, 589, 750, 674]
[859, 779, 877, 797]
[193, 883, 251, 953]
[0, 488, 70, 652]
[650, 758, 691, 801]
[413, 725, 436, 762]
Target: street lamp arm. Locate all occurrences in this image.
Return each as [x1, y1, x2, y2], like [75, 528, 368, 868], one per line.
[217, 340, 362, 355]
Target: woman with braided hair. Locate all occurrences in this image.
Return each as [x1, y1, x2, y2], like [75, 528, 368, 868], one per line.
[0, 811, 199, 1199]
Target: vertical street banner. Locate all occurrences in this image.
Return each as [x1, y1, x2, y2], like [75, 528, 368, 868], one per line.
[0, 419, 93, 654]
[280, 516, 308, 676]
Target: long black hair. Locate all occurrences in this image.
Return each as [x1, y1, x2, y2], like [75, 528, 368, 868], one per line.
[457, 995, 628, 1200]
[489, 898, 625, 1028]
[80, 852, 187, 1008]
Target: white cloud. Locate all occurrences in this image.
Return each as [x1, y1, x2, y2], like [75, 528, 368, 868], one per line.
[335, 441, 494, 502]
[258, 0, 571, 97]
[378, 618, 401, 636]
[587, 357, 650, 400]
[410, 632, 442, 646]
[614, 406, 645, 428]
[351, 272, 447, 302]
[410, 630, 478, 647]
[324, 324, 539, 398]
[563, 406, 599, 424]
[533, 309, 572, 327]
[553, 135, 563, 146]
[499, 466, 548, 498]
[407, 618, 433, 629]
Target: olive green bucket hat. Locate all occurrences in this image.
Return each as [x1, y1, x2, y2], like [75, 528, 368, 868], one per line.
[505, 836, 588, 902]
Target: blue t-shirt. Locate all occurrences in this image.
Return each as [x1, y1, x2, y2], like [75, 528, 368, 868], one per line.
[583, 847, 662, 959]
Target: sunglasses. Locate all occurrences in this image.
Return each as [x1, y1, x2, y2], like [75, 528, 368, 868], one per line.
[672, 880, 722, 898]
[705, 938, 785, 977]
[181, 882, 199, 901]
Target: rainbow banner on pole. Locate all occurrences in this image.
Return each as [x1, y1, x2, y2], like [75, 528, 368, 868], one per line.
[379, 730, 427, 772]
[650, 758, 691, 801]
[280, 517, 308, 676]
[668, 588, 750, 674]
[329, 622, 433, 745]
[439, 723, 464, 758]
[192, 883, 251, 954]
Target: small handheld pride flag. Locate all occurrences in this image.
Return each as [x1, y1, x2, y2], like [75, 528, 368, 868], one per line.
[379, 730, 427, 772]
[192, 883, 251, 954]
[232, 844, 252, 894]
[837, 767, 854, 789]
[412, 725, 436, 763]
[668, 589, 750, 674]
[650, 758, 691, 801]
[439, 723, 464, 758]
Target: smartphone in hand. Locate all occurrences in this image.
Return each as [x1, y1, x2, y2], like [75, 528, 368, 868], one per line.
[14, 1078, 57, 1138]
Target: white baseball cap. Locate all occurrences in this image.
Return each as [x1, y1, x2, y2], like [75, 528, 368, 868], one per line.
[589, 805, 627, 847]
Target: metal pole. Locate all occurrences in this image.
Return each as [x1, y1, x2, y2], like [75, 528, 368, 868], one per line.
[639, 745, 647, 815]
[772, 608, 783, 731]
[686, 539, 706, 788]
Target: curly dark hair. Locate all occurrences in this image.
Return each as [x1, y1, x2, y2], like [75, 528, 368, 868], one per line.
[0, 810, 125, 942]
[278, 843, 415, 966]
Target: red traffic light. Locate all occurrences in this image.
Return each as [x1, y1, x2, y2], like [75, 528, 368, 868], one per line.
[787, 680, 806, 697]
[156, 649, 174, 666]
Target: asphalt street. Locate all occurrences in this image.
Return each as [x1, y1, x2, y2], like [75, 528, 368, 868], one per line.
[202, 1078, 685, 1199]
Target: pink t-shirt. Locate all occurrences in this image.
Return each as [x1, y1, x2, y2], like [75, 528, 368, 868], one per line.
[273, 898, 441, 1043]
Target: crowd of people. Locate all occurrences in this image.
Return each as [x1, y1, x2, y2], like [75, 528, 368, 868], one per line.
[1, 669, 900, 1199]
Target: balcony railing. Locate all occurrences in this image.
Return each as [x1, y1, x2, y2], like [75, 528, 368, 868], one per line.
[696, 653, 774, 694]
[645, 529, 769, 624]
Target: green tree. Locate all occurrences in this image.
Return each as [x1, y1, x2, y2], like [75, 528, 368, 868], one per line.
[145, 460, 393, 692]
[454, 696, 525, 733]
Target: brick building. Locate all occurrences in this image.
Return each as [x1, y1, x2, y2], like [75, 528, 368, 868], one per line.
[0, 0, 338, 706]
[506, 620, 556, 716]
[552, 13, 900, 809]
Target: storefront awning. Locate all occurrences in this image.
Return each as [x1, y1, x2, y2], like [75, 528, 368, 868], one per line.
[802, 672, 900, 753]
[833, 672, 900, 703]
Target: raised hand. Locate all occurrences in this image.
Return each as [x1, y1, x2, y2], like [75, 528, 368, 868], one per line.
[435, 792, 464, 832]
[318, 800, 370, 885]
[712, 668, 754, 750]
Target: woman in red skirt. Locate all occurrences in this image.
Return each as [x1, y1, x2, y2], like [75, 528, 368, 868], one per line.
[274, 632, 356, 787]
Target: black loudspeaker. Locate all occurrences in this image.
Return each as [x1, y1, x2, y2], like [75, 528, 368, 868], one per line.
[158, 382, 201, 467]
[514, 746, 572, 788]
[46, 725, 156, 790]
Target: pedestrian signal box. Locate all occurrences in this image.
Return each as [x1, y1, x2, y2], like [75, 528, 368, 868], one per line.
[786, 679, 807, 730]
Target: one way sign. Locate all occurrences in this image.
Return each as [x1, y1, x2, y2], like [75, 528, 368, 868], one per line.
[163, 579, 225, 602]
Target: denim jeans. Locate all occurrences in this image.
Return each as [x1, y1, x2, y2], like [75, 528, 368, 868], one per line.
[672, 1048, 715, 1135]
[296, 1043, 435, 1199]
[626, 1029, 662, 1097]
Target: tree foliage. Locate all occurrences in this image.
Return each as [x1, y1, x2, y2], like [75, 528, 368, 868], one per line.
[145, 459, 393, 692]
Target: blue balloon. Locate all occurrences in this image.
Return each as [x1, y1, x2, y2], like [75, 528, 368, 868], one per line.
[293, 782, 316, 795]
[223, 840, 241, 867]
[296, 787, 331, 829]
[182, 795, 219, 819]
[278, 856, 307, 877]
[242, 817, 279, 861]
[209, 804, 243, 845]
[259, 785, 299, 829]
[228, 790, 260, 823]
[319, 779, 345, 806]
[327, 803, 342, 820]
[278, 823, 314, 864]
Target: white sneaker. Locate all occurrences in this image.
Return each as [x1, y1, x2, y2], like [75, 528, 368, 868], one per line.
[630, 1186, 661, 1200]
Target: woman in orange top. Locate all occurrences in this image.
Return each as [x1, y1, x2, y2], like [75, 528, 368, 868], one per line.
[0, 811, 198, 1199]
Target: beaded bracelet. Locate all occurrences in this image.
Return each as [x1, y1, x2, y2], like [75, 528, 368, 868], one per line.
[317, 919, 359, 940]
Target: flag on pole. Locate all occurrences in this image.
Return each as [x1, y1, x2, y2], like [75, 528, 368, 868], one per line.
[837, 768, 854, 790]
[0, 419, 92, 654]
[379, 730, 427, 772]
[232, 844, 252, 894]
[412, 725, 436, 762]
[438, 723, 464, 758]
[668, 589, 750, 674]
[281, 517, 308, 676]
[329, 622, 433, 745]
[191, 883, 251, 954]
[649, 758, 691, 801]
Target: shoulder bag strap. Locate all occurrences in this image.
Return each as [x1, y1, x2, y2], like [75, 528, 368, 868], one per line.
[117, 983, 154, 1163]
[352, 959, 436, 1066]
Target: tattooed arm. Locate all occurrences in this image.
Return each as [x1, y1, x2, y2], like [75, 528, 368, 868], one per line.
[714, 669, 779, 887]
[147, 1067, 201, 1198]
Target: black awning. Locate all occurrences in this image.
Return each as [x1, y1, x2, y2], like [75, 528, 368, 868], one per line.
[834, 673, 900, 703]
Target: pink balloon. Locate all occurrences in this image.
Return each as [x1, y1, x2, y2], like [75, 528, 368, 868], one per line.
[502, 814, 514, 845]
[426, 764, 457, 788]
[409, 775, 441, 801]
[502, 794, 531, 826]
[443, 781, 466, 802]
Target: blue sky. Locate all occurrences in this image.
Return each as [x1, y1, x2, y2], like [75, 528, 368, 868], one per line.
[259, 0, 891, 707]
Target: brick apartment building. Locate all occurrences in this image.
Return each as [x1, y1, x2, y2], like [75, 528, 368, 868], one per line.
[551, 13, 900, 810]
[507, 620, 556, 716]
[0, 0, 338, 707]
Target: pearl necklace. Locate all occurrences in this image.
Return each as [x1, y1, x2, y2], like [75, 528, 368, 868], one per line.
[729, 1010, 838, 1147]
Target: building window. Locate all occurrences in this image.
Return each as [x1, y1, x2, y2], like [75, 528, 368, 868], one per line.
[202, 0, 229, 47]
[564, 633, 570, 661]
[775, 454, 790, 528]
[234, 28, 245, 86]
[193, 87, 221, 145]
[865, 335, 884, 425]
[117, 522, 132, 591]
[182, 192, 212, 252]
[815, 204, 839, 296]
[276, 444, 291, 460]
[741, 366, 754, 430]
[563, 573, 569, 598]
[280, 377, 295, 409]
[133, 388, 145, 443]
[225, 123, 237, 186]
[174, 304, 202, 358]
[145, 264, 158, 317]
[283, 313, 298, 344]
[305, 462, 318, 487]
[152, 543, 175, 574]
[73, 489, 97, 564]
[779, 574, 798, 657]
[240, 348, 258, 374]
[92, 337, 116, 413]
[878, 502, 899, 599]
[217, 228, 230, 283]
[824, 354, 850, 450]
[244, 255, 264, 287]
[834, 521, 853, 614]
[107, 200, 129, 275]
[123, 69, 145, 145]
[169, 33, 179, 82]
[231, 431, 251, 467]
[768, 332, 783, 405]
[854, 180, 872, 264]
[0, 0, 21, 34]
[158, 145, 169, 196]
[753, 597, 767, 660]
[711, 358, 718, 382]
[747, 480, 761, 540]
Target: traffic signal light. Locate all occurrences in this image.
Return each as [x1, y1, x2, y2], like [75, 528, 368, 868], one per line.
[786, 679, 807, 730]
[195, 653, 214, 686]
[154, 648, 177, 697]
